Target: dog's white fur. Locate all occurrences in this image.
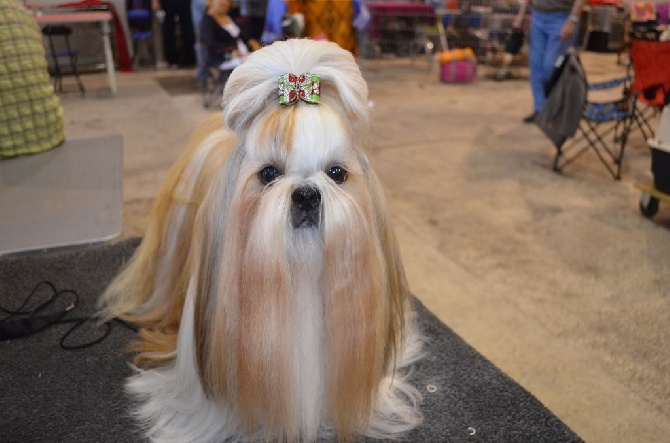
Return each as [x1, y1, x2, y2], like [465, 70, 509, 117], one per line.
[99, 39, 423, 442]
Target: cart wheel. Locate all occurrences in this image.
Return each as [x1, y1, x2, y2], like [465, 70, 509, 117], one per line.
[639, 192, 659, 218]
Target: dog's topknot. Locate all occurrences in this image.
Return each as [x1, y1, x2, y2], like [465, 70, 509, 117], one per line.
[222, 39, 369, 137]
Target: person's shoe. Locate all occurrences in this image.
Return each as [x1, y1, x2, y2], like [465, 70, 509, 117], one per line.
[523, 112, 537, 124]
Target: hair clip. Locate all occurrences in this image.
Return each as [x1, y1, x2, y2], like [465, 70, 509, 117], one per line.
[278, 73, 320, 105]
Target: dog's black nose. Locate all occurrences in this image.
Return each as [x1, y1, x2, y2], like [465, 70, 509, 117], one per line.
[291, 187, 321, 228]
[291, 187, 321, 210]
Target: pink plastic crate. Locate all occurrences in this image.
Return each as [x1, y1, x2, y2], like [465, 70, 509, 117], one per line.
[440, 59, 477, 83]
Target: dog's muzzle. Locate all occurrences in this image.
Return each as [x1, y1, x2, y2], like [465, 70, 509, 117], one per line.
[291, 186, 321, 228]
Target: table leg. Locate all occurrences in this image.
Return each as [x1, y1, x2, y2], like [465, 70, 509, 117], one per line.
[437, 13, 448, 51]
[100, 20, 117, 95]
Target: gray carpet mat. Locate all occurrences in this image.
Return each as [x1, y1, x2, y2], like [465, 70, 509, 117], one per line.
[0, 238, 582, 442]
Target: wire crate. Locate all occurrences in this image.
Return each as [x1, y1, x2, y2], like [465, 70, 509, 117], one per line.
[358, 1, 441, 59]
[440, 0, 522, 58]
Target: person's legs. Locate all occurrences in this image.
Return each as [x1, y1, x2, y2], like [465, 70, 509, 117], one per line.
[537, 12, 570, 108]
[179, 0, 196, 66]
[192, 0, 207, 82]
[161, 0, 178, 66]
[529, 10, 549, 114]
[191, 0, 206, 36]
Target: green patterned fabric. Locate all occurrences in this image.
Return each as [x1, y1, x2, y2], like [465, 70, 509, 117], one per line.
[0, 0, 64, 159]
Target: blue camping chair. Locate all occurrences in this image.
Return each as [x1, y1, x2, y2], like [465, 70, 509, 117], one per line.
[552, 74, 637, 180]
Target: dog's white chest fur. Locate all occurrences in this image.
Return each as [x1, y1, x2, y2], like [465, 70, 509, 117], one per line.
[289, 231, 327, 440]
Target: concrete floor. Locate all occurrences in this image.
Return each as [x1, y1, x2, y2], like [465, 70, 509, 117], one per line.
[58, 51, 669, 442]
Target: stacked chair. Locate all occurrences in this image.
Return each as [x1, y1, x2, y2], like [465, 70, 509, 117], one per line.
[630, 37, 670, 217]
[127, 0, 155, 69]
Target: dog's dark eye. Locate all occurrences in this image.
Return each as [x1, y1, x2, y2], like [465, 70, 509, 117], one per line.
[258, 165, 282, 185]
[326, 166, 348, 184]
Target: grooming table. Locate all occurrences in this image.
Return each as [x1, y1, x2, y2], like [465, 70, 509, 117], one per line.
[0, 239, 582, 442]
[0, 135, 123, 257]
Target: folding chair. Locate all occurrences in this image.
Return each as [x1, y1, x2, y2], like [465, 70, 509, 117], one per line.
[552, 74, 637, 180]
[629, 38, 670, 138]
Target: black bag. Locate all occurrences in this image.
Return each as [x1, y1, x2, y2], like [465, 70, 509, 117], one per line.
[504, 28, 525, 55]
[543, 52, 569, 98]
[535, 52, 587, 148]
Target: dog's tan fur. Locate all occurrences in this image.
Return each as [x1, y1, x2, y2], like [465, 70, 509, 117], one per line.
[98, 40, 421, 442]
[100, 113, 233, 367]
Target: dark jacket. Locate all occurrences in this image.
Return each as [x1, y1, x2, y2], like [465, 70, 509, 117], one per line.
[535, 53, 587, 148]
[200, 14, 252, 60]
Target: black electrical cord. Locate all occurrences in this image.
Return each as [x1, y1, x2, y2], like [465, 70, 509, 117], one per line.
[0, 280, 136, 349]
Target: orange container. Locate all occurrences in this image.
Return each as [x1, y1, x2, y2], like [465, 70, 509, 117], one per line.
[439, 48, 475, 63]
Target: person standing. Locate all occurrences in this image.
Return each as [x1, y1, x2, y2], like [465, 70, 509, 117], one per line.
[153, 0, 196, 67]
[514, 0, 585, 123]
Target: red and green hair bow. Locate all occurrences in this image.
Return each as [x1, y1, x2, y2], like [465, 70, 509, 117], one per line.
[278, 73, 321, 105]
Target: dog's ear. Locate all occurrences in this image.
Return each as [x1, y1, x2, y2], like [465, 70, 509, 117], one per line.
[357, 150, 410, 365]
[319, 150, 409, 437]
[192, 163, 300, 437]
[97, 118, 235, 367]
[192, 145, 247, 400]
[222, 40, 370, 138]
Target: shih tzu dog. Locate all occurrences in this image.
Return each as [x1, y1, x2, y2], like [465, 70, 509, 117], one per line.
[99, 39, 423, 442]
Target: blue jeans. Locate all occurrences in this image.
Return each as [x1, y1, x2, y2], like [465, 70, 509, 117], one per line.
[529, 10, 572, 112]
[191, 0, 207, 82]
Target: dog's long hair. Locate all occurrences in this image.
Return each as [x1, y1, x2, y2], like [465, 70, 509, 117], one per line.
[99, 39, 422, 442]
